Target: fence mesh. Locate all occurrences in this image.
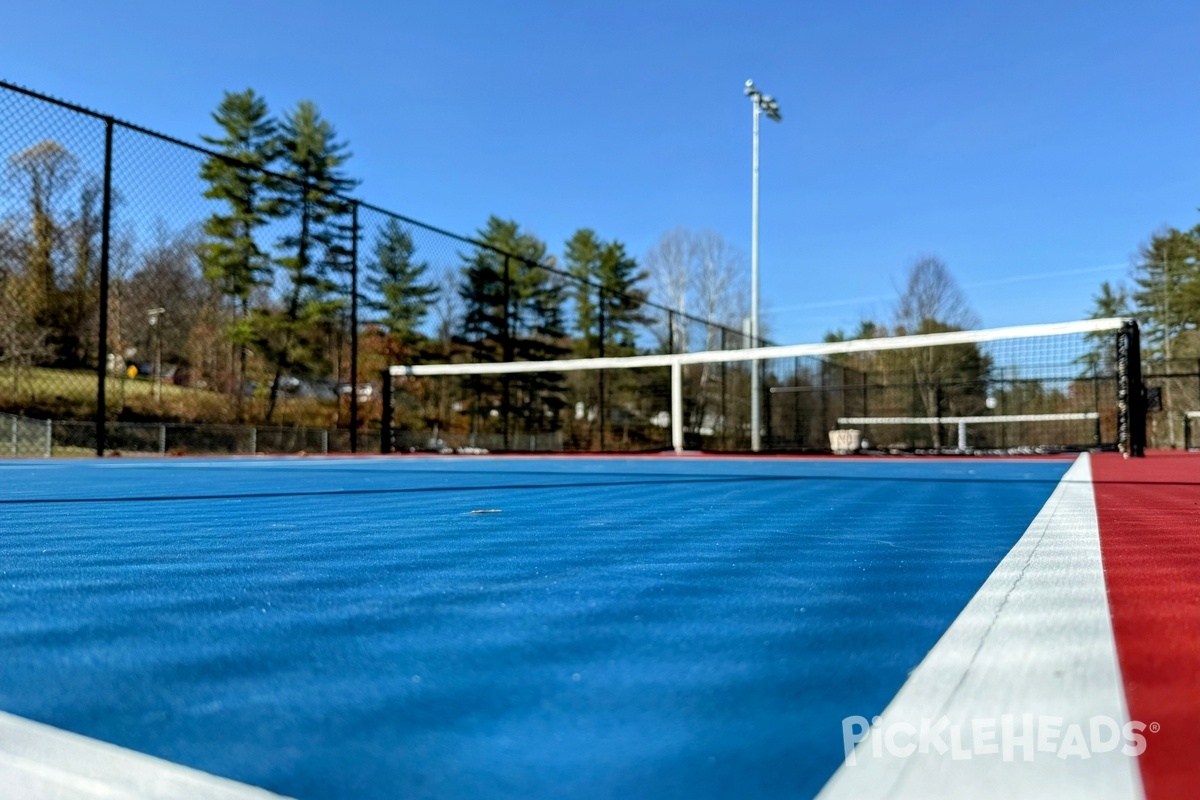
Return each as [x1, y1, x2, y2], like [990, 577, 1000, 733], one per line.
[0, 80, 1176, 457]
[1, 80, 761, 456]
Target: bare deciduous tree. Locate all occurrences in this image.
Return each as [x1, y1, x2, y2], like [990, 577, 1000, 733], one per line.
[645, 228, 693, 351]
[6, 141, 79, 320]
[892, 255, 983, 447]
[0, 249, 49, 394]
[644, 228, 747, 353]
[893, 255, 978, 334]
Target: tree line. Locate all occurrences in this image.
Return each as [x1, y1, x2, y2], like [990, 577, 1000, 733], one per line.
[0, 86, 749, 434]
[1086, 215, 1200, 446]
[1088, 221, 1200, 362]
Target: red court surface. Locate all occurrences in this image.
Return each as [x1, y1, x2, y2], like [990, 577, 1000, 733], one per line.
[1092, 452, 1200, 800]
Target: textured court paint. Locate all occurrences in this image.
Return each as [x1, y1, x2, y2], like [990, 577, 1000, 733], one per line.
[0, 457, 1068, 800]
[817, 454, 1143, 800]
[1091, 452, 1200, 800]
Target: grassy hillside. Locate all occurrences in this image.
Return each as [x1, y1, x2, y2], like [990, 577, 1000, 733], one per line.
[0, 367, 343, 427]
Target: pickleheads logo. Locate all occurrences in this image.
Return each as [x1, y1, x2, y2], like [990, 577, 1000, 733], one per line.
[841, 715, 1153, 764]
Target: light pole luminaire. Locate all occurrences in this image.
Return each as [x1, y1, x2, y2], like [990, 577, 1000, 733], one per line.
[745, 79, 780, 452]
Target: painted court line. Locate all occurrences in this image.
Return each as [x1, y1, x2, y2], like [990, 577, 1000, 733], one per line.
[817, 453, 1144, 800]
[0, 711, 290, 800]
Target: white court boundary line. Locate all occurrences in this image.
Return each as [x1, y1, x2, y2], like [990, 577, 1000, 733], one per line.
[0, 711, 290, 799]
[816, 453, 1144, 800]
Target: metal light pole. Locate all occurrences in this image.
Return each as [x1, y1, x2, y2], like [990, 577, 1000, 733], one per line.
[745, 80, 780, 452]
[147, 307, 166, 404]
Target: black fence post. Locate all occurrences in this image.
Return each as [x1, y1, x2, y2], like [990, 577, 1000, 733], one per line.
[792, 357, 800, 447]
[349, 202, 359, 453]
[763, 360, 772, 449]
[95, 118, 114, 457]
[844, 367, 854, 422]
[720, 328, 728, 450]
[380, 370, 392, 454]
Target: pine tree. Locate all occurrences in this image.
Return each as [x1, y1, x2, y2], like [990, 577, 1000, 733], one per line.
[594, 240, 649, 355]
[458, 217, 567, 441]
[564, 229, 649, 357]
[364, 218, 437, 360]
[263, 100, 358, 421]
[1080, 281, 1130, 376]
[562, 229, 650, 447]
[1131, 227, 1200, 362]
[564, 228, 603, 356]
[198, 89, 279, 417]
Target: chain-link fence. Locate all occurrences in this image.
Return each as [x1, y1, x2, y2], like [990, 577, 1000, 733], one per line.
[1144, 359, 1200, 450]
[3, 80, 1172, 458]
[0, 411, 382, 457]
[1, 80, 764, 456]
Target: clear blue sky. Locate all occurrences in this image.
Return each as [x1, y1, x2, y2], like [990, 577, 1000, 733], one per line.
[4, 0, 1197, 343]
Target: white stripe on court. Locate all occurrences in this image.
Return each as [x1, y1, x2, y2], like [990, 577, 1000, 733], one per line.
[816, 453, 1144, 800]
[0, 711, 292, 800]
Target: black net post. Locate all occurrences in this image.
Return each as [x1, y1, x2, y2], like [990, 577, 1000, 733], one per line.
[95, 118, 114, 457]
[501, 255, 511, 451]
[379, 370, 392, 454]
[1117, 320, 1146, 458]
[598, 286, 606, 451]
[349, 202, 359, 453]
[716, 328, 726, 449]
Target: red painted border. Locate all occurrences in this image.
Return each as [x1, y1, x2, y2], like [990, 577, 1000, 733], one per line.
[1092, 451, 1200, 799]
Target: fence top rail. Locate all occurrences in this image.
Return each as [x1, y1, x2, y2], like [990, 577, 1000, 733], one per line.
[837, 413, 1101, 426]
[391, 318, 1134, 378]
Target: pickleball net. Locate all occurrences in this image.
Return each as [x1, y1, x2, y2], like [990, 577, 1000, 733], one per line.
[382, 318, 1145, 455]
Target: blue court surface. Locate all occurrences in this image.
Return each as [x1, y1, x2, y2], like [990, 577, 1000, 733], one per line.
[0, 456, 1072, 799]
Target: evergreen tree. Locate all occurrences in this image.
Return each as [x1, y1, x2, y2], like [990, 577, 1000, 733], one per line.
[564, 228, 604, 356]
[563, 229, 650, 448]
[1080, 281, 1130, 375]
[364, 218, 437, 359]
[594, 240, 650, 354]
[262, 100, 358, 421]
[564, 229, 649, 357]
[1131, 227, 1200, 361]
[198, 89, 280, 416]
[458, 217, 567, 439]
